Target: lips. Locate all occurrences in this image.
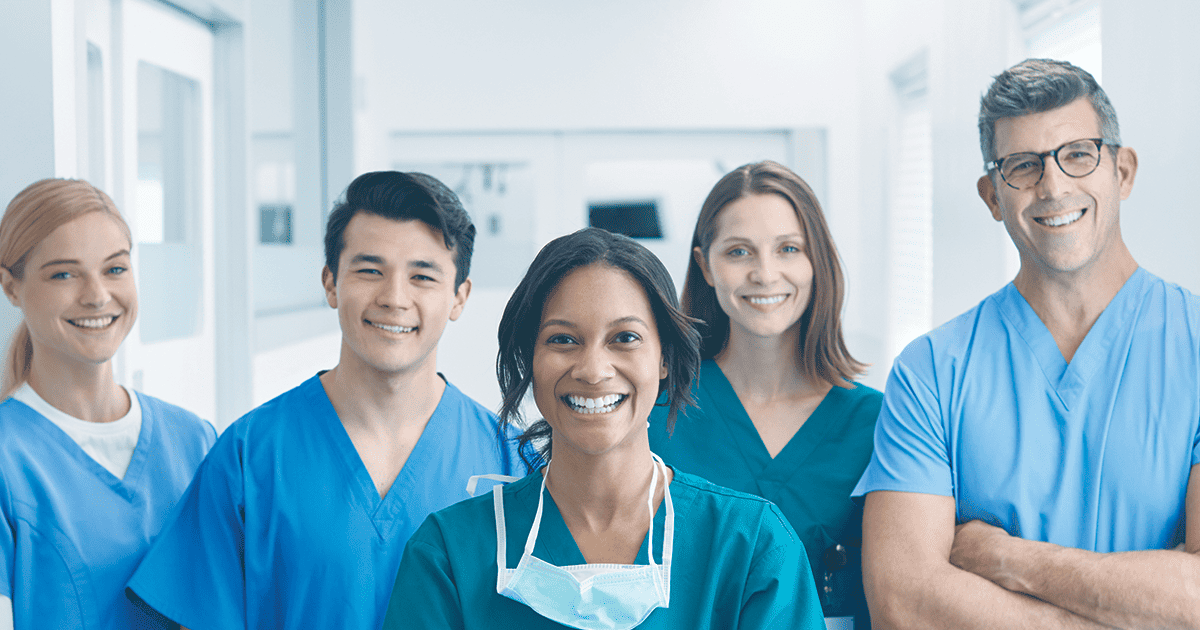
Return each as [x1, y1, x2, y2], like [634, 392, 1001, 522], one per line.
[563, 393, 628, 414]
[1034, 208, 1086, 227]
[744, 294, 788, 305]
[366, 319, 416, 334]
[67, 315, 119, 329]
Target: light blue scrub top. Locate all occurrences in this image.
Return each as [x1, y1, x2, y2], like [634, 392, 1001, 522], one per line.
[384, 468, 824, 629]
[128, 373, 524, 630]
[854, 268, 1200, 551]
[0, 393, 215, 630]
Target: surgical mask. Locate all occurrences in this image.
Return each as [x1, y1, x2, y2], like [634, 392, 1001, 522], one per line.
[492, 454, 674, 630]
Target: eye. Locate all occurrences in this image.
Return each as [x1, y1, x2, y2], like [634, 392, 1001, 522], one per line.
[412, 274, 435, 282]
[50, 271, 71, 280]
[356, 267, 383, 276]
[726, 247, 750, 257]
[546, 333, 577, 346]
[613, 331, 642, 344]
[107, 265, 127, 275]
[780, 244, 802, 254]
[1005, 156, 1039, 174]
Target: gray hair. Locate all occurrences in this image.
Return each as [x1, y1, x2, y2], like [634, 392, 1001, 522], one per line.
[978, 58, 1121, 166]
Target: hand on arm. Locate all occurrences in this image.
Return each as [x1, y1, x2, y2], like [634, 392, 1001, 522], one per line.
[947, 464, 1200, 630]
[862, 491, 1113, 630]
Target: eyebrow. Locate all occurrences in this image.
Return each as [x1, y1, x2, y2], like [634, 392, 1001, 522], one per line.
[718, 233, 806, 244]
[540, 315, 650, 331]
[409, 259, 444, 274]
[349, 254, 444, 274]
[40, 249, 131, 269]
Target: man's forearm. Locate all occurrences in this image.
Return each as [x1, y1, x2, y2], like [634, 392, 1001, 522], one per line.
[869, 553, 1114, 629]
[986, 537, 1200, 630]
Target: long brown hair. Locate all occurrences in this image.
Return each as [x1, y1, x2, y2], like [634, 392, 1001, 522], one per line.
[681, 161, 864, 388]
[0, 179, 131, 399]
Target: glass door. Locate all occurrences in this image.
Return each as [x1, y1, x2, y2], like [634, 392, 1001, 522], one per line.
[120, 0, 216, 420]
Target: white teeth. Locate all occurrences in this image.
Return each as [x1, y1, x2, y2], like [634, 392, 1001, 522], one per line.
[69, 316, 117, 329]
[1036, 209, 1084, 227]
[565, 394, 626, 414]
[747, 295, 786, 305]
[369, 321, 416, 334]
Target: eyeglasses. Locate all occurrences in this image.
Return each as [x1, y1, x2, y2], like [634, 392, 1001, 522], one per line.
[986, 138, 1116, 190]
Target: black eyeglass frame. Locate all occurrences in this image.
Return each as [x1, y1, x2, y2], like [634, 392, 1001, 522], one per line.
[985, 138, 1118, 190]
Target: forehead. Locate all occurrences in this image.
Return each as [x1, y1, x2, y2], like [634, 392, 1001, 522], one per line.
[339, 213, 452, 262]
[29, 212, 130, 262]
[993, 97, 1102, 156]
[542, 264, 657, 327]
[715, 193, 803, 240]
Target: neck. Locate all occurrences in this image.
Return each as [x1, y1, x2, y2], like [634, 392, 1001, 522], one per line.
[320, 347, 445, 435]
[1012, 246, 1138, 362]
[545, 436, 659, 531]
[26, 355, 127, 423]
[715, 324, 821, 401]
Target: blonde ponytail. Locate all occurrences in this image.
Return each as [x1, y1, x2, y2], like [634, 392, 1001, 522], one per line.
[1, 322, 32, 400]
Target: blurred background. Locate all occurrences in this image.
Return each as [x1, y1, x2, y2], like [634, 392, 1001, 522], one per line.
[1, 0, 1196, 431]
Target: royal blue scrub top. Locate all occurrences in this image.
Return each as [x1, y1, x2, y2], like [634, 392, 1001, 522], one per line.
[384, 468, 824, 629]
[128, 373, 524, 630]
[854, 268, 1200, 551]
[0, 393, 215, 630]
[649, 361, 881, 616]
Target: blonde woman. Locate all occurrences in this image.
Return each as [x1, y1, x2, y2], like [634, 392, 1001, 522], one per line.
[0, 179, 214, 630]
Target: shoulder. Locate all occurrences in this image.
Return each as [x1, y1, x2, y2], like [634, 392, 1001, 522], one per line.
[438, 379, 503, 431]
[836, 381, 884, 418]
[1136, 269, 1200, 325]
[231, 374, 329, 435]
[892, 288, 1009, 382]
[671, 470, 797, 540]
[134, 391, 217, 442]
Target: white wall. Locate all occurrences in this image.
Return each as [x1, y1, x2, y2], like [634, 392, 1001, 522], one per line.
[353, 0, 873, 402]
[1103, 0, 1200, 295]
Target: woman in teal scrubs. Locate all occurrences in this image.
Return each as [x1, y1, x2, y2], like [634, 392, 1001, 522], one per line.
[385, 227, 823, 629]
[648, 161, 882, 627]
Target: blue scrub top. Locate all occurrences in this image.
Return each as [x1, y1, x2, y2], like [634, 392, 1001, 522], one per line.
[128, 373, 524, 630]
[0, 393, 215, 630]
[384, 468, 824, 629]
[854, 268, 1200, 551]
[649, 361, 881, 616]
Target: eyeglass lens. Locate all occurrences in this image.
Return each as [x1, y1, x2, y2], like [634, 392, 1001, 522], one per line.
[1000, 140, 1102, 189]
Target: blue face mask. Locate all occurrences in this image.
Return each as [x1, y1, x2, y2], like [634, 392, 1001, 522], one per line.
[493, 455, 674, 630]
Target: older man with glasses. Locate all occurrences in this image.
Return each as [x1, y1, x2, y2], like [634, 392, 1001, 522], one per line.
[853, 58, 1200, 629]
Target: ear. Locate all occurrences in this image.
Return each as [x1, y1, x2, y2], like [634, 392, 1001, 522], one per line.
[448, 277, 472, 322]
[321, 266, 338, 309]
[1, 267, 21, 308]
[977, 174, 1003, 222]
[1116, 147, 1138, 200]
[659, 355, 668, 380]
[693, 246, 715, 287]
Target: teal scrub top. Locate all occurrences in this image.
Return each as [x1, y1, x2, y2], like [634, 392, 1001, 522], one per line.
[384, 468, 824, 629]
[648, 361, 882, 593]
[854, 268, 1200, 552]
[128, 374, 524, 630]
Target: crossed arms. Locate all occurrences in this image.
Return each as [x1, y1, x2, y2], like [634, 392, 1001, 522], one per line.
[862, 465, 1200, 630]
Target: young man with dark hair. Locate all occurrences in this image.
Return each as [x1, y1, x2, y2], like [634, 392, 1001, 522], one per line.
[855, 58, 1200, 629]
[128, 171, 523, 630]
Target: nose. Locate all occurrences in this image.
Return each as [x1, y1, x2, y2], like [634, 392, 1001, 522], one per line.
[375, 276, 414, 310]
[748, 255, 779, 285]
[79, 273, 111, 308]
[571, 344, 615, 384]
[1034, 154, 1073, 200]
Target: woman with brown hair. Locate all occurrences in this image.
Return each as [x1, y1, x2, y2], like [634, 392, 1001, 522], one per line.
[649, 161, 882, 627]
[0, 179, 214, 630]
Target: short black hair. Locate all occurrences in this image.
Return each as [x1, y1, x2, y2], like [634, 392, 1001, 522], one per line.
[324, 171, 475, 289]
[496, 227, 702, 468]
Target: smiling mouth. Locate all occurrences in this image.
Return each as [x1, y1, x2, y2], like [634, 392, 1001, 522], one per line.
[744, 294, 788, 305]
[68, 315, 118, 330]
[366, 320, 416, 334]
[1034, 208, 1086, 227]
[563, 394, 628, 414]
